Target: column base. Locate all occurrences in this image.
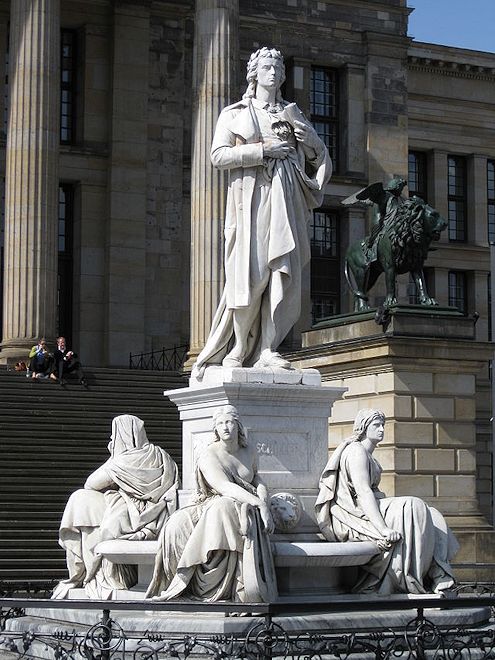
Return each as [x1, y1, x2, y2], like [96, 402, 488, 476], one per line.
[0, 338, 43, 365]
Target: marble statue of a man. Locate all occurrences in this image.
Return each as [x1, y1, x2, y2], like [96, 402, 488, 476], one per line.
[194, 47, 332, 373]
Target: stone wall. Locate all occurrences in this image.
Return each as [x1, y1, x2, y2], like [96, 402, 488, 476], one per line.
[145, 9, 193, 353]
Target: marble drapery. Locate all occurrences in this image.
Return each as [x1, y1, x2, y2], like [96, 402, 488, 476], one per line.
[316, 434, 458, 595]
[146, 458, 277, 602]
[195, 97, 332, 371]
[52, 415, 179, 599]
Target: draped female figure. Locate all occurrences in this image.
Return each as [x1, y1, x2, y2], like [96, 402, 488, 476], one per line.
[316, 409, 458, 595]
[146, 405, 277, 602]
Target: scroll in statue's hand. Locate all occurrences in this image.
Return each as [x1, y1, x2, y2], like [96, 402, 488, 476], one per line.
[293, 119, 320, 150]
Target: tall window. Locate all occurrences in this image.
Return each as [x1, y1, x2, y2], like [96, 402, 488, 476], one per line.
[310, 67, 339, 172]
[448, 270, 467, 314]
[408, 151, 427, 201]
[60, 29, 77, 144]
[58, 184, 74, 340]
[310, 210, 340, 323]
[488, 160, 495, 243]
[447, 156, 467, 242]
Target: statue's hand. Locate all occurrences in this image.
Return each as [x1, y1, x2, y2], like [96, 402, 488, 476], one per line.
[259, 503, 275, 534]
[127, 530, 147, 541]
[263, 140, 290, 159]
[293, 120, 320, 149]
[379, 527, 401, 549]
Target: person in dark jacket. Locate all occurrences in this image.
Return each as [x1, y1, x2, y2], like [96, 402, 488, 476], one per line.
[53, 336, 87, 386]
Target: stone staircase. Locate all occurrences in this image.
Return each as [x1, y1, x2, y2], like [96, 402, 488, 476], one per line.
[0, 366, 186, 587]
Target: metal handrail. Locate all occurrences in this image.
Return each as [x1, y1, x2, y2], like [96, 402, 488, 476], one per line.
[129, 344, 189, 371]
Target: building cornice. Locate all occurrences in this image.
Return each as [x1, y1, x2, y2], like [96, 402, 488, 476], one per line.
[408, 42, 495, 81]
[408, 55, 495, 81]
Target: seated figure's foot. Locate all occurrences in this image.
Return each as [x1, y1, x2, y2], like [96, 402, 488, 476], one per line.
[222, 355, 243, 368]
[253, 349, 292, 370]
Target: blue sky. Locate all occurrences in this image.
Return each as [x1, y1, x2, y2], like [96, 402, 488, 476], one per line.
[407, 0, 495, 53]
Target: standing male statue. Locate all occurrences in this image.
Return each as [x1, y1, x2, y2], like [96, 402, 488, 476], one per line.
[194, 47, 332, 374]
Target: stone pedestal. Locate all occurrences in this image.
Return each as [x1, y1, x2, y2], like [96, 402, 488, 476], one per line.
[166, 367, 345, 538]
[290, 305, 495, 581]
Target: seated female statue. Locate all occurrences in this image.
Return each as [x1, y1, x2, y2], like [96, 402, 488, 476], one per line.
[52, 415, 179, 599]
[315, 409, 458, 595]
[146, 405, 277, 602]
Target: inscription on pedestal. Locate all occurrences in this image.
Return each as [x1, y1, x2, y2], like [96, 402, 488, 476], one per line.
[253, 432, 311, 474]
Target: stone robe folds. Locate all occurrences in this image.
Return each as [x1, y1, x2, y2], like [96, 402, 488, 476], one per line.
[316, 439, 459, 595]
[146, 462, 277, 602]
[52, 415, 179, 599]
[196, 98, 332, 370]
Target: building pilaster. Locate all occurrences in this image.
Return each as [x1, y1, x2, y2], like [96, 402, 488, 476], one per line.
[0, 0, 60, 362]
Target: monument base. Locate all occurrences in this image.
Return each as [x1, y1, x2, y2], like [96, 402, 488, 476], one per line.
[3, 599, 490, 660]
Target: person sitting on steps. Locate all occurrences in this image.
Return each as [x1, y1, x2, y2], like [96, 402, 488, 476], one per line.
[27, 338, 55, 381]
[53, 336, 87, 387]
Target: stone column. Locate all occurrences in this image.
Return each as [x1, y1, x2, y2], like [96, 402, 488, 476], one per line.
[186, 0, 239, 367]
[0, 0, 60, 362]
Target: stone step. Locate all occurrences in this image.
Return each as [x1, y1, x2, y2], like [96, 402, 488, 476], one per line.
[0, 366, 184, 583]
[0, 549, 64, 559]
[0, 568, 66, 579]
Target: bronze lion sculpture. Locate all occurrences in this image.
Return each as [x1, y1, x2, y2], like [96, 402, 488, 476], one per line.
[345, 197, 447, 311]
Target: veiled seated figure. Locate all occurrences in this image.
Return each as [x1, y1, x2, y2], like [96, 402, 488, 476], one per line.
[315, 409, 459, 595]
[146, 405, 277, 602]
[52, 415, 179, 599]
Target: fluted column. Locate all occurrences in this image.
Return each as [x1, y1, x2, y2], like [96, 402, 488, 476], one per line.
[186, 0, 239, 367]
[0, 0, 60, 362]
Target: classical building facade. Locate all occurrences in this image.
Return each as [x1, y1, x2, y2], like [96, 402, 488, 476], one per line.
[1, 0, 493, 365]
[0, 1, 494, 512]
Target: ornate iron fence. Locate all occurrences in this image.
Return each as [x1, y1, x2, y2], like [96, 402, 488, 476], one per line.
[129, 345, 189, 371]
[0, 592, 494, 659]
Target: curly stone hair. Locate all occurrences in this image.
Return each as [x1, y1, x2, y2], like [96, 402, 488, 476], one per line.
[243, 47, 285, 101]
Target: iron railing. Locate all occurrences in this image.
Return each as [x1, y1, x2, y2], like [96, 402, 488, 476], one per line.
[1, 589, 495, 659]
[129, 344, 189, 372]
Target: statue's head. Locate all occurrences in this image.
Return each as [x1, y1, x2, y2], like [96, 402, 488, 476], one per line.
[385, 177, 407, 194]
[351, 409, 385, 442]
[108, 414, 149, 456]
[212, 404, 248, 447]
[243, 47, 285, 102]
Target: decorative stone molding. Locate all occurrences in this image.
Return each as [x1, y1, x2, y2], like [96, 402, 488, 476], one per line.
[408, 56, 495, 81]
